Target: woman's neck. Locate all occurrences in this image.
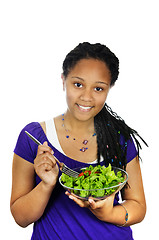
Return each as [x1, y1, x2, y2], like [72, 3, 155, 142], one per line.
[64, 111, 95, 136]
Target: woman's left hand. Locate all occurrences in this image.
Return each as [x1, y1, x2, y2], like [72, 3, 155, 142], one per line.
[65, 191, 116, 221]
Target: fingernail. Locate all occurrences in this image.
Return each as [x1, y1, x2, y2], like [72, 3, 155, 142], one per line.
[89, 199, 93, 204]
[69, 195, 74, 200]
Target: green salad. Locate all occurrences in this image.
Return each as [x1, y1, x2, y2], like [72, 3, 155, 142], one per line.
[61, 164, 125, 198]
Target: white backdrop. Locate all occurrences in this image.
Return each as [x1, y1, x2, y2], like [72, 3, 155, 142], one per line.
[0, 0, 158, 239]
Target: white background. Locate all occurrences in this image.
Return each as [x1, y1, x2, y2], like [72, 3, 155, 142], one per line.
[0, 0, 158, 239]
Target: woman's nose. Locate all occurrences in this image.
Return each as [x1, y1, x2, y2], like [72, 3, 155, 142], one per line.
[80, 89, 93, 102]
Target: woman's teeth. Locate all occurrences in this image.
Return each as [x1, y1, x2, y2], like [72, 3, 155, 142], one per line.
[78, 104, 92, 110]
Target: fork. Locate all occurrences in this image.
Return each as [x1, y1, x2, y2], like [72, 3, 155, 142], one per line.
[25, 131, 79, 178]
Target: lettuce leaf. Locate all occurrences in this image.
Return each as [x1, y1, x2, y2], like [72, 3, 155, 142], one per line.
[61, 164, 125, 198]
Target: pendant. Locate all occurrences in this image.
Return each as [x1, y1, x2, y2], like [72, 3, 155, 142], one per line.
[83, 140, 88, 145]
[80, 147, 88, 152]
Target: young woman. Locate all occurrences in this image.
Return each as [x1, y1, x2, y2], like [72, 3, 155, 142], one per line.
[10, 42, 147, 240]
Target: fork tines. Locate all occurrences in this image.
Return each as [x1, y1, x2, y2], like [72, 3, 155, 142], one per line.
[62, 165, 79, 178]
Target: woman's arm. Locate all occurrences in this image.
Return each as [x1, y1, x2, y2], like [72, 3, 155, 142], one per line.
[10, 142, 59, 228]
[119, 156, 146, 225]
[66, 156, 146, 226]
[90, 157, 146, 226]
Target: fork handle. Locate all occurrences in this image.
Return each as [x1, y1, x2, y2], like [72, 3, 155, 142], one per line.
[25, 131, 63, 168]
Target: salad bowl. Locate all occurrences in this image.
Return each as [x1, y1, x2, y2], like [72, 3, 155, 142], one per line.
[59, 164, 128, 201]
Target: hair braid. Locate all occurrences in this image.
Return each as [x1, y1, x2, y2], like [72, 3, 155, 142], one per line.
[95, 103, 148, 169]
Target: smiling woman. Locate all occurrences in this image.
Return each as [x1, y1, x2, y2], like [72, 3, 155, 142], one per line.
[11, 42, 147, 240]
[62, 58, 111, 123]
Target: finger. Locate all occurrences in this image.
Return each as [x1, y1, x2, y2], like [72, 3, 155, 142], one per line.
[88, 197, 109, 209]
[41, 153, 57, 167]
[44, 152, 58, 166]
[34, 152, 55, 168]
[65, 192, 89, 208]
[43, 141, 48, 146]
[35, 163, 56, 181]
[37, 142, 54, 155]
[35, 156, 57, 176]
[35, 157, 53, 169]
[88, 198, 97, 209]
[88, 197, 106, 209]
[39, 162, 53, 172]
[89, 193, 116, 209]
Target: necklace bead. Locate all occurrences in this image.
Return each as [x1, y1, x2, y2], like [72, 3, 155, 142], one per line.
[80, 147, 88, 152]
[62, 114, 96, 152]
[83, 140, 88, 145]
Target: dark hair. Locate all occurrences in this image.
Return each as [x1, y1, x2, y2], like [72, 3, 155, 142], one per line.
[62, 42, 148, 169]
[62, 42, 119, 86]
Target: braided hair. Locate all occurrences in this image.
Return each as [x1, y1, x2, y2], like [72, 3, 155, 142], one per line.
[62, 42, 148, 169]
[94, 103, 148, 170]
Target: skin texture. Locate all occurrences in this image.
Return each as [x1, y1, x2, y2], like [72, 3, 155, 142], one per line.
[10, 58, 146, 228]
[62, 59, 111, 123]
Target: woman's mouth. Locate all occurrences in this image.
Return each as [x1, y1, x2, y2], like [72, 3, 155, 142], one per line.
[76, 104, 93, 112]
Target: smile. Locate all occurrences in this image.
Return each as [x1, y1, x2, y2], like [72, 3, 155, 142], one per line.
[77, 104, 93, 111]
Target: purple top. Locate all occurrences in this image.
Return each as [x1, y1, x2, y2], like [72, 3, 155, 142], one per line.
[14, 122, 137, 240]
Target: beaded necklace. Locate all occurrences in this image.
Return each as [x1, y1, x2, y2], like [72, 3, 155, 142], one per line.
[62, 114, 96, 152]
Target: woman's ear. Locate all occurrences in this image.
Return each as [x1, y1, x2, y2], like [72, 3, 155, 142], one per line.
[61, 73, 65, 91]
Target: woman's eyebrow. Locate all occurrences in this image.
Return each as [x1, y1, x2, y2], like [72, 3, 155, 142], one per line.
[71, 76, 109, 86]
[71, 76, 84, 81]
[96, 81, 109, 86]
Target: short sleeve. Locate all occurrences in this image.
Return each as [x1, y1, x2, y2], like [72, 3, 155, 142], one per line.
[120, 134, 138, 164]
[14, 122, 45, 164]
[126, 137, 138, 163]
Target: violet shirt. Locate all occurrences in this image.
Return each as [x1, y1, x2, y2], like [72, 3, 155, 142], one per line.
[14, 122, 137, 240]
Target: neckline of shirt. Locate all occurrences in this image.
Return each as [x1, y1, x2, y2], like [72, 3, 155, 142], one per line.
[44, 119, 103, 165]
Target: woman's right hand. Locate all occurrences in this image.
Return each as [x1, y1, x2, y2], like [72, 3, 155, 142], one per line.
[34, 141, 59, 188]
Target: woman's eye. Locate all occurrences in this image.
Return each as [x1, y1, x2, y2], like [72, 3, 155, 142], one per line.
[74, 83, 82, 88]
[95, 87, 103, 92]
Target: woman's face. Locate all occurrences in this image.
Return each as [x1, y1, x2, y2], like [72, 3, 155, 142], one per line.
[62, 58, 111, 122]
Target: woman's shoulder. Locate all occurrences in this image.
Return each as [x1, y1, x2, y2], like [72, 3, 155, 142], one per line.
[22, 121, 40, 131]
[21, 122, 43, 137]
[14, 122, 47, 163]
